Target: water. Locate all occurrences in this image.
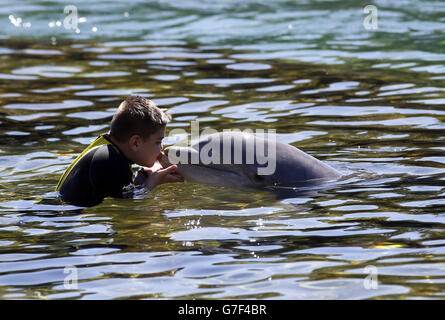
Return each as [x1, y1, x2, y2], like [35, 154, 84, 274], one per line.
[0, 0, 445, 299]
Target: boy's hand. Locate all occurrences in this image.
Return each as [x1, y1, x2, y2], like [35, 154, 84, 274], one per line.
[138, 164, 184, 190]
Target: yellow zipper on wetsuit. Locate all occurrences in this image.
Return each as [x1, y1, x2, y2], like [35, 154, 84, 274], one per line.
[55, 135, 122, 192]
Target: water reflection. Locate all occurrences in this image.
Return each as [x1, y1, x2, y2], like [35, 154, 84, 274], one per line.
[0, 36, 444, 299]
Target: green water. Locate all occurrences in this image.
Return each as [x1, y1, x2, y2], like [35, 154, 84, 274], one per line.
[0, 0, 445, 299]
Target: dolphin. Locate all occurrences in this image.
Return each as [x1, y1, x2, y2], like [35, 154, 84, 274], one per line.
[159, 131, 341, 189]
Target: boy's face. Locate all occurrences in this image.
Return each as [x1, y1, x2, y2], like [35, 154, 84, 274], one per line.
[132, 126, 166, 168]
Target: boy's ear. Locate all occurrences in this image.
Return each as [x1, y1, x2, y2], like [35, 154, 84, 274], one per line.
[128, 135, 142, 151]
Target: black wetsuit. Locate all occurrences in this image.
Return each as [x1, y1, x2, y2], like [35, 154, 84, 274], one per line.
[58, 134, 134, 207]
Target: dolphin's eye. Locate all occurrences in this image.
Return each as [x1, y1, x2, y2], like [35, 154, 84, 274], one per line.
[254, 174, 265, 182]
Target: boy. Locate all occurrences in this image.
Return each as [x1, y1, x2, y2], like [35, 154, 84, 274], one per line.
[56, 96, 183, 207]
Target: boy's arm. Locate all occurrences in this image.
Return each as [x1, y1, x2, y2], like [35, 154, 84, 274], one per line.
[138, 164, 184, 190]
[122, 164, 182, 199]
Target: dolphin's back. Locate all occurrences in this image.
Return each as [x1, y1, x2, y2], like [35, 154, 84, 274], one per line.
[273, 141, 341, 184]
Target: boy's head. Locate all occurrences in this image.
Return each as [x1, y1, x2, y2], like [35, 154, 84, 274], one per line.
[110, 96, 171, 167]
